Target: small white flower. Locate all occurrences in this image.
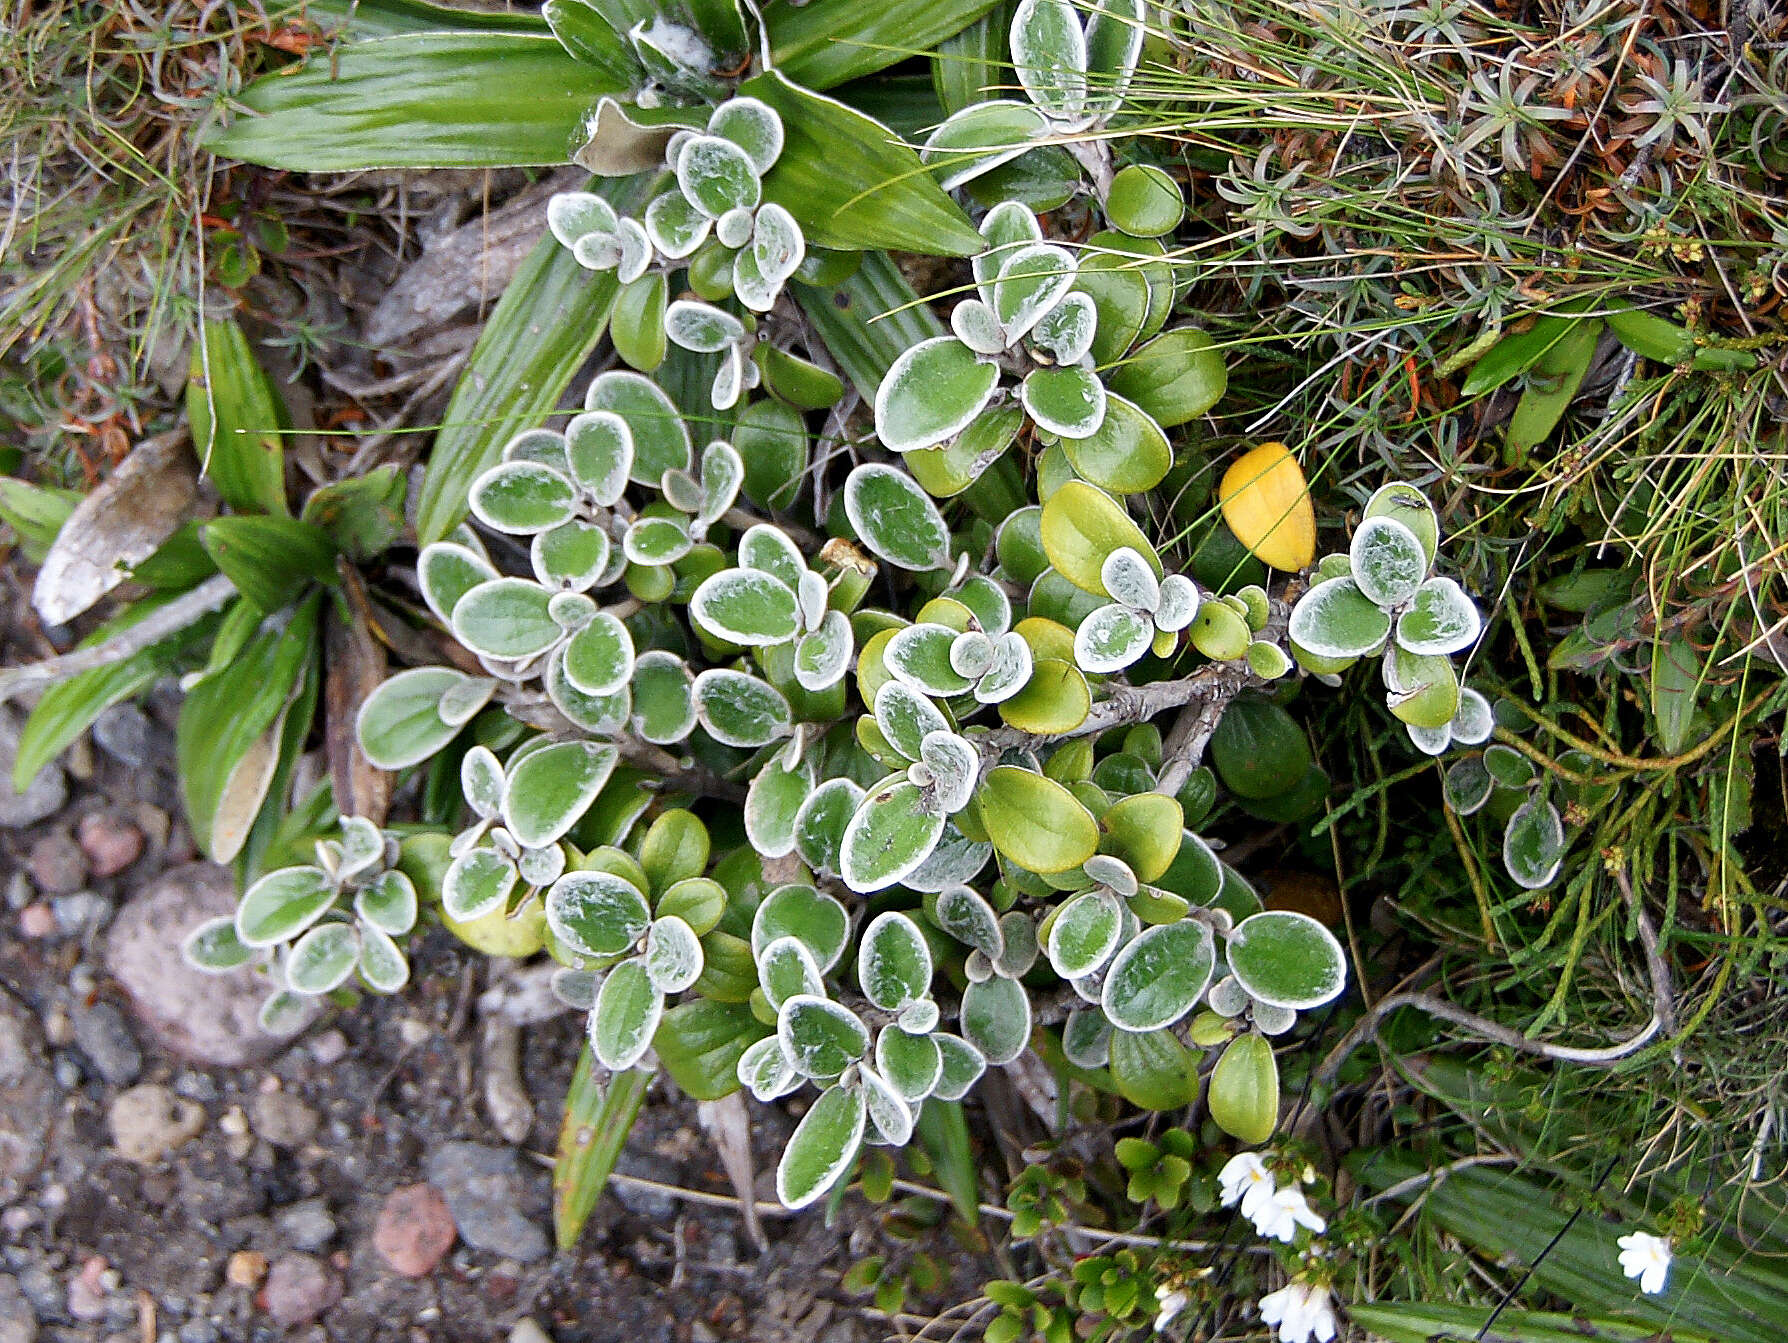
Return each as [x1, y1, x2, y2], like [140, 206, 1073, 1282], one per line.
[1219, 1151, 1276, 1221]
[1249, 1185, 1328, 1243]
[1617, 1230, 1672, 1295]
[1153, 1284, 1190, 1332]
[1258, 1280, 1338, 1343]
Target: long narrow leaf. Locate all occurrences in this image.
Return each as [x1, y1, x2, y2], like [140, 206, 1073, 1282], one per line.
[554, 1045, 651, 1249]
[303, 0, 549, 35]
[795, 252, 946, 402]
[206, 34, 624, 171]
[767, 0, 1002, 90]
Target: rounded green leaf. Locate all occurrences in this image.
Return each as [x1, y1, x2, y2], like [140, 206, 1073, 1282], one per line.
[745, 755, 812, 859]
[592, 957, 663, 1070]
[502, 740, 617, 849]
[1445, 755, 1495, 815]
[1100, 919, 1215, 1032]
[355, 869, 417, 937]
[734, 399, 809, 509]
[1188, 599, 1251, 660]
[442, 847, 516, 923]
[236, 866, 335, 948]
[690, 568, 801, 645]
[357, 923, 409, 994]
[1397, 577, 1482, 657]
[630, 650, 696, 744]
[1106, 327, 1226, 427]
[562, 612, 635, 697]
[737, 1034, 800, 1102]
[1210, 698, 1311, 801]
[1208, 1031, 1278, 1144]
[1039, 480, 1161, 596]
[876, 1027, 943, 1102]
[645, 915, 705, 994]
[776, 1082, 866, 1210]
[858, 911, 933, 1012]
[1105, 164, 1183, 236]
[1109, 1027, 1197, 1109]
[886, 624, 975, 697]
[546, 870, 651, 959]
[1012, 0, 1088, 121]
[1385, 645, 1461, 729]
[1226, 910, 1347, 1009]
[709, 96, 784, 173]
[1074, 602, 1153, 673]
[1062, 391, 1172, 494]
[793, 777, 862, 876]
[1047, 888, 1124, 979]
[452, 578, 562, 661]
[977, 766, 1099, 874]
[872, 337, 1002, 456]
[778, 995, 869, 1080]
[1362, 481, 1439, 567]
[1350, 516, 1428, 608]
[356, 667, 477, 770]
[1021, 364, 1107, 440]
[840, 776, 948, 894]
[996, 506, 1048, 586]
[960, 974, 1031, 1065]
[693, 669, 791, 747]
[183, 916, 255, 971]
[997, 657, 1090, 734]
[752, 883, 850, 972]
[923, 99, 1048, 191]
[1503, 796, 1566, 890]
[530, 520, 612, 594]
[758, 935, 825, 1010]
[677, 134, 761, 217]
[1099, 792, 1183, 883]
[287, 922, 360, 995]
[468, 461, 576, 535]
[564, 409, 634, 502]
[419, 543, 498, 624]
[585, 371, 691, 485]
[932, 1032, 987, 1101]
[1287, 577, 1391, 660]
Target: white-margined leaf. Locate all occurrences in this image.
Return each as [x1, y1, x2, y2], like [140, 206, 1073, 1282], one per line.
[547, 589, 597, 632]
[563, 409, 634, 503]
[794, 609, 853, 691]
[876, 1027, 943, 1102]
[931, 1032, 986, 1100]
[871, 339, 1001, 456]
[1225, 910, 1347, 1010]
[546, 648, 631, 736]
[1084, 0, 1146, 114]
[932, 883, 1004, 958]
[562, 611, 636, 697]
[709, 96, 784, 173]
[442, 847, 517, 923]
[793, 777, 863, 875]
[839, 776, 947, 893]
[1062, 1008, 1113, 1068]
[778, 994, 869, 1080]
[751, 203, 805, 294]
[571, 231, 620, 270]
[738, 523, 806, 590]
[1397, 576, 1482, 657]
[960, 974, 1032, 1065]
[676, 134, 762, 217]
[623, 515, 693, 566]
[1074, 601, 1154, 673]
[886, 623, 975, 697]
[975, 632, 1034, 703]
[858, 911, 933, 1012]
[757, 935, 826, 1011]
[183, 916, 255, 972]
[693, 668, 792, 747]
[516, 842, 565, 889]
[1083, 853, 1137, 897]
[1028, 290, 1097, 365]
[1503, 796, 1566, 890]
[993, 243, 1077, 344]
[665, 300, 745, 354]
[584, 370, 691, 485]
[548, 192, 620, 249]
[1451, 686, 1494, 745]
[1100, 547, 1160, 612]
[358, 922, 409, 994]
[974, 200, 1045, 299]
[918, 730, 979, 813]
[236, 866, 335, 949]
[874, 680, 950, 762]
[697, 439, 745, 530]
[1287, 577, 1392, 660]
[630, 650, 697, 744]
[531, 519, 612, 593]
[1445, 755, 1494, 815]
[738, 1034, 801, 1102]
[645, 188, 712, 259]
[286, 922, 360, 995]
[745, 754, 813, 859]
[591, 957, 663, 1070]
[751, 883, 850, 972]
[1011, 0, 1088, 122]
[502, 427, 570, 472]
[1407, 721, 1453, 756]
[899, 998, 940, 1034]
[923, 99, 1048, 192]
[775, 1082, 865, 1210]
[951, 296, 1009, 354]
[451, 578, 562, 661]
[1100, 918, 1216, 1032]
[1154, 574, 1200, 632]
[996, 910, 1041, 978]
[717, 206, 755, 250]
[1020, 364, 1107, 439]
[1046, 887, 1124, 979]
[903, 826, 992, 893]
[690, 567, 800, 645]
[644, 915, 704, 994]
[1350, 515, 1429, 608]
[354, 869, 417, 937]
[546, 869, 650, 958]
[418, 543, 497, 625]
[859, 1064, 915, 1146]
[615, 217, 652, 284]
[501, 740, 617, 849]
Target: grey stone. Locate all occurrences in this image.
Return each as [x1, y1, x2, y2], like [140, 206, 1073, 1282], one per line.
[0, 710, 66, 829]
[424, 1142, 549, 1263]
[103, 864, 287, 1067]
[25, 830, 87, 894]
[177, 1320, 218, 1343]
[0, 989, 55, 1205]
[275, 1200, 335, 1252]
[92, 704, 153, 769]
[71, 1002, 142, 1086]
[250, 1092, 318, 1149]
[52, 892, 110, 937]
[108, 1084, 204, 1164]
[261, 1254, 340, 1329]
[0, 1272, 37, 1343]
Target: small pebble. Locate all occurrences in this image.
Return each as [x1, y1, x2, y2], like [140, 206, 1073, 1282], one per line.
[177, 1320, 218, 1343]
[308, 1030, 348, 1066]
[5, 870, 30, 909]
[260, 1253, 340, 1329]
[67, 1256, 109, 1321]
[425, 1143, 549, 1263]
[397, 1018, 430, 1048]
[17, 903, 54, 938]
[373, 1184, 456, 1278]
[71, 1001, 142, 1086]
[250, 1090, 319, 1149]
[225, 1251, 267, 1290]
[509, 1321, 554, 1343]
[52, 892, 110, 936]
[25, 831, 86, 894]
[93, 703, 153, 768]
[276, 1199, 336, 1252]
[77, 811, 145, 878]
[0, 1272, 35, 1343]
[109, 1084, 205, 1164]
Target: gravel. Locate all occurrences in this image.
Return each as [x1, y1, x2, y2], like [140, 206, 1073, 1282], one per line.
[425, 1142, 551, 1264]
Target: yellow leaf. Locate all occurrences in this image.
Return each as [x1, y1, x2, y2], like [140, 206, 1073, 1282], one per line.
[1217, 442, 1315, 571]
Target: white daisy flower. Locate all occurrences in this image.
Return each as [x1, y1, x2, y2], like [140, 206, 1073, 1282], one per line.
[1248, 1185, 1328, 1243]
[1153, 1284, 1190, 1333]
[1617, 1230, 1672, 1295]
[1218, 1151, 1276, 1221]
[1258, 1280, 1338, 1343]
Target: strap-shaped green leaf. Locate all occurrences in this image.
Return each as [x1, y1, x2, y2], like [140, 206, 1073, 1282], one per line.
[187, 316, 290, 517]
